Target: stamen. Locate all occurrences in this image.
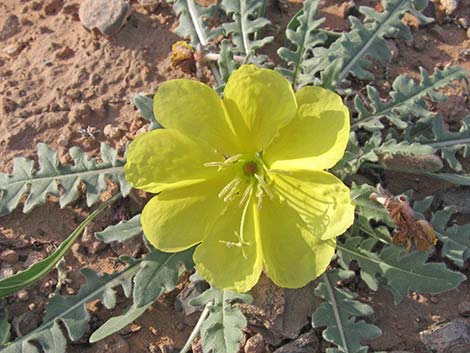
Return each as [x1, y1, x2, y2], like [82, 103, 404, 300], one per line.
[218, 178, 241, 200]
[254, 174, 274, 199]
[268, 169, 293, 175]
[238, 182, 254, 207]
[204, 154, 243, 171]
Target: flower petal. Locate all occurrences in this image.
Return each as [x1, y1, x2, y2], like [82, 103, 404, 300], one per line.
[223, 65, 297, 152]
[264, 86, 350, 171]
[259, 197, 336, 288]
[154, 79, 239, 155]
[194, 200, 263, 292]
[124, 129, 223, 193]
[272, 170, 355, 240]
[141, 176, 230, 252]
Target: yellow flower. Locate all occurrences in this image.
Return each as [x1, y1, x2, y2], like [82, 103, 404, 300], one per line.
[125, 65, 355, 292]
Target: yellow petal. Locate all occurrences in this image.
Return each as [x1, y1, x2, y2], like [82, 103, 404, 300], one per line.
[124, 129, 223, 193]
[264, 86, 350, 171]
[272, 171, 355, 240]
[223, 65, 297, 152]
[194, 200, 263, 292]
[141, 176, 230, 252]
[154, 79, 239, 155]
[259, 197, 336, 288]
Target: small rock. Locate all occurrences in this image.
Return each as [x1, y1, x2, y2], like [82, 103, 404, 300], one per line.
[0, 249, 19, 264]
[244, 334, 265, 353]
[430, 25, 447, 43]
[439, 0, 459, 15]
[273, 331, 319, 353]
[175, 279, 210, 316]
[420, 318, 470, 353]
[17, 289, 29, 301]
[23, 251, 45, 268]
[459, 301, 470, 317]
[0, 265, 16, 279]
[55, 46, 74, 60]
[457, 17, 469, 29]
[103, 124, 123, 139]
[96, 335, 129, 353]
[467, 27, 470, 40]
[413, 39, 426, 52]
[12, 311, 41, 336]
[0, 15, 20, 41]
[79, 0, 132, 36]
[3, 41, 27, 56]
[43, 0, 64, 16]
[2, 97, 18, 113]
[57, 134, 69, 147]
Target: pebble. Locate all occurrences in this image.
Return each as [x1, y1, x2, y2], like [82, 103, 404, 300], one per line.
[420, 318, 470, 353]
[79, 0, 132, 36]
[459, 301, 470, 317]
[430, 25, 447, 43]
[457, 17, 469, 29]
[244, 334, 265, 353]
[0, 264, 16, 279]
[23, 251, 45, 268]
[0, 249, 19, 264]
[440, 0, 459, 15]
[2, 41, 27, 56]
[467, 27, 470, 40]
[103, 124, 123, 139]
[43, 0, 64, 16]
[273, 331, 319, 353]
[57, 133, 69, 147]
[2, 97, 18, 113]
[17, 289, 29, 301]
[55, 46, 75, 60]
[0, 15, 20, 41]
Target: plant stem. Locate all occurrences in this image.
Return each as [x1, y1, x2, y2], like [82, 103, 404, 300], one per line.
[180, 302, 213, 353]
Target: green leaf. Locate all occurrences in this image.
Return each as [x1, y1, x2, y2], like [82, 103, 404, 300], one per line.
[133, 248, 194, 308]
[0, 143, 129, 216]
[312, 270, 381, 353]
[89, 304, 151, 344]
[0, 310, 10, 346]
[352, 66, 467, 130]
[173, 0, 213, 46]
[130, 94, 161, 130]
[0, 193, 121, 299]
[90, 248, 194, 343]
[320, 0, 432, 86]
[422, 115, 470, 171]
[190, 288, 252, 353]
[1, 264, 140, 353]
[431, 208, 470, 267]
[220, 0, 273, 62]
[277, 0, 327, 88]
[337, 236, 466, 304]
[95, 214, 142, 243]
[218, 39, 240, 84]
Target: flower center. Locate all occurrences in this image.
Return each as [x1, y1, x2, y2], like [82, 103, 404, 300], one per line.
[204, 153, 276, 258]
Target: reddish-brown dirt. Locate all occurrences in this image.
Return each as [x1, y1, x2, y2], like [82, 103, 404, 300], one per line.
[1, 0, 469, 352]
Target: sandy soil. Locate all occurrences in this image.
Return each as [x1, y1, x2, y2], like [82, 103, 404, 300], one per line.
[1, 0, 469, 352]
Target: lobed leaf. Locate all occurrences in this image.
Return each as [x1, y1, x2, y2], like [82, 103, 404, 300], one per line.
[352, 66, 467, 131]
[277, 0, 327, 88]
[220, 0, 273, 63]
[0, 143, 129, 216]
[319, 0, 432, 86]
[190, 288, 252, 353]
[1, 265, 140, 353]
[95, 214, 142, 243]
[0, 194, 121, 299]
[130, 94, 161, 130]
[312, 270, 381, 353]
[420, 115, 470, 171]
[337, 236, 466, 304]
[90, 248, 194, 343]
[431, 208, 470, 267]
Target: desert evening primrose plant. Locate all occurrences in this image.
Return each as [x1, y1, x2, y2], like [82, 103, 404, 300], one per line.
[124, 64, 355, 292]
